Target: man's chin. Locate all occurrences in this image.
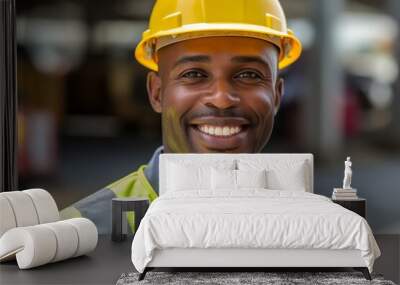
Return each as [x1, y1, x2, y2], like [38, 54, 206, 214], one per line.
[192, 145, 243, 153]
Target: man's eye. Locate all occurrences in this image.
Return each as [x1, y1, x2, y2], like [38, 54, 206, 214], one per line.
[182, 71, 206, 79]
[235, 71, 262, 80]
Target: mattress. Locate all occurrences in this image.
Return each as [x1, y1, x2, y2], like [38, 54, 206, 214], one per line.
[131, 190, 380, 273]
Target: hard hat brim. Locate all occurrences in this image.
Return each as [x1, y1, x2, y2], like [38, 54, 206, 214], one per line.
[135, 23, 302, 71]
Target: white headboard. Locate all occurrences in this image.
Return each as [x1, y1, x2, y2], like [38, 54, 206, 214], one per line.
[159, 153, 314, 195]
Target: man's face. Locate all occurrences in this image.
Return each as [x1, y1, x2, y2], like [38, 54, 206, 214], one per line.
[147, 36, 284, 153]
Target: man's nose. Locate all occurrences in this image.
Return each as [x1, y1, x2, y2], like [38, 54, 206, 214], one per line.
[203, 78, 240, 110]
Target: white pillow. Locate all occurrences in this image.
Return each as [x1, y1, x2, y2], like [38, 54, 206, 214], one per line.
[236, 169, 267, 189]
[238, 159, 308, 191]
[267, 164, 307, 191]
[211, 168, 267, 190]
[166, 159, 236, 192]
[267, 166, 307, 192]
[167, 162, 211, 191]
[211, 168, 236, 190]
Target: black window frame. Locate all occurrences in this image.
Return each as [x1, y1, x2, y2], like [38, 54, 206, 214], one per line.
[0, 0, 17, 192]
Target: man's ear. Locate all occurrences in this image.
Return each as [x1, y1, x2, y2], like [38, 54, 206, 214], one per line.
[146, 71, 162, 113]
[274, 77, 284, 116]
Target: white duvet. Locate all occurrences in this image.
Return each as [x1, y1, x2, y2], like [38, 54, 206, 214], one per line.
[131, 190, 380, 273]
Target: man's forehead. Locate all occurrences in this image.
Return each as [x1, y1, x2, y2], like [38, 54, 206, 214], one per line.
[157, 36, 279, 69]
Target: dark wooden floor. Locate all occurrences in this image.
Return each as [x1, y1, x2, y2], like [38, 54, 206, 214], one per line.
[374, 235, 400, 284]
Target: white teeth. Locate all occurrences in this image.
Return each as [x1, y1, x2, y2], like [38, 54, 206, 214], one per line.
[198, 125, 242, 137]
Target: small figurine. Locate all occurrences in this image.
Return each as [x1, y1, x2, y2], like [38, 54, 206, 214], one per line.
[342, 157, 352, 189]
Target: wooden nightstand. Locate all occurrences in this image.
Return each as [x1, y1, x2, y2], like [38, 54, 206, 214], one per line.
[332, 198, 366, 218]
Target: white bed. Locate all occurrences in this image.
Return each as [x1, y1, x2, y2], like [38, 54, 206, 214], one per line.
[131, 154, 380, 280]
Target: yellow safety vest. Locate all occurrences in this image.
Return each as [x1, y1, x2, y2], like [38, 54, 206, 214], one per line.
[60, 164, 158, 233]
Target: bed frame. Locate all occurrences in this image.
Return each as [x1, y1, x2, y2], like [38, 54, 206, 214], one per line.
[139, 248, 371, 280]
[138, 154, 372, 281]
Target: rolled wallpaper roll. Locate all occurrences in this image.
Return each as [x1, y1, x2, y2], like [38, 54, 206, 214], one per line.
[0, 218, 98, 269]
[64, 218, 98, 257]
[0, 196, 17, 237]
[1, 191, 39, 227]
[0, 189, 59, 238]
[23, 189, 59, 224]
[0, 225, 57, 268]
[42, 221, 79, 262]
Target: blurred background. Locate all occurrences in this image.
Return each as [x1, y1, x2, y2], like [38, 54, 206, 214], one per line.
[17, 0, 399, 237]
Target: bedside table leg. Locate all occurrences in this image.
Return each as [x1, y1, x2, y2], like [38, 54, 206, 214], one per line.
[134, 202, 149, 234]
[112, 202, 123, 242]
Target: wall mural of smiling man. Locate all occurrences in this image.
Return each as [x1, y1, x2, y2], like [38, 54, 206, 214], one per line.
[60, 0, 302, 234]
[150, 37, 282, 154]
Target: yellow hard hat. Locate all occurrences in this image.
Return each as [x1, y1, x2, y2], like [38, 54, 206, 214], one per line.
[135, 0, 302, 71]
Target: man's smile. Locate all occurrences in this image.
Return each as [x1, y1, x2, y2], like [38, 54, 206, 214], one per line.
[188, 116, 251, 150]
[197, 125, 242, 137]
